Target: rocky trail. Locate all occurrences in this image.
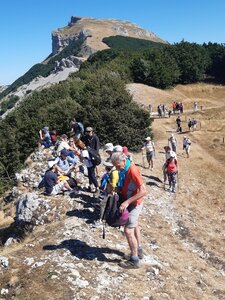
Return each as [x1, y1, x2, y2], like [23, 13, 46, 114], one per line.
[0, 83, 225, 300]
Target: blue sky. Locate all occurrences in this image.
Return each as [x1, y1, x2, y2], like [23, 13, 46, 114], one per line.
[0, 0, 225, 85]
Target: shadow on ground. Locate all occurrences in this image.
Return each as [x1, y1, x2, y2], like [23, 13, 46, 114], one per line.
[43, 239, 124, 262]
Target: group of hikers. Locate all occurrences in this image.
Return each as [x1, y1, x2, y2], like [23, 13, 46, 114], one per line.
[38, 119, 148, 269]
[37, 110, 193, 269]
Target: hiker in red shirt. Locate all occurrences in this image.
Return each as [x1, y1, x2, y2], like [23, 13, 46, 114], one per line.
[165, 151, 178, 193]
[111, 152, 147, 269]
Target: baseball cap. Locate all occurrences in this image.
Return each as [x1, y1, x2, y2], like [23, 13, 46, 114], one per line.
[61, 149, 69, 156]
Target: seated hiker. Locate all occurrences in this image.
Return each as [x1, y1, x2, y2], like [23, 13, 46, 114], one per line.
[81, 149, 99, 193]
[165, 151, 178, 193]
[50, 130, 58, 146]
[39, 126, 52, 148]
[55, 149, 79, 176]
[43, 161, 73, 195]
[93, 160, 119, 227]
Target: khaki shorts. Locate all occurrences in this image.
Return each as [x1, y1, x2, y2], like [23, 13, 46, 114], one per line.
[126, 203, 143, 228]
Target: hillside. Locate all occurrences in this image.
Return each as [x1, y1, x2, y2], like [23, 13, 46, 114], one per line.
[0, 83, 224, 299]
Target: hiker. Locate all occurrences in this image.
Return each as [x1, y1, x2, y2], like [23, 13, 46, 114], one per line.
[163, 146, 172, 184]
[50, 130, 57, 146]
[43, 160, 73, 195]
[111, 152, 147, 269]
[81, 149, 99, 193]
[56, 134, 78, 158]
[183, 136, 191, 158]
[39, 126, 52, 148]
[176, 115, 182, 132]
[188, 118, 192, 132]
[194, 101, 198, 112]
[69, 118, 84, 140]
[168, 109, 172, 118]
[165, 151, 178, 193]
[142, 137, 155, 170]
[83, 127, 100, 152]
[192, 118, 197, 131]
[104, 143, 114, 160]
[55, 149, 79, 176]
[168, 134, 177, 153]
[93, 160, 119, 227]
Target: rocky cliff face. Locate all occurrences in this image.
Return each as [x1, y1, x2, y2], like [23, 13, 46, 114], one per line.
[52, 16, 167, 57]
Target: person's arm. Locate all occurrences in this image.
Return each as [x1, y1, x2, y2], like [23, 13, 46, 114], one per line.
[120, 183, 147, 212]
[39, 130, 43, 140]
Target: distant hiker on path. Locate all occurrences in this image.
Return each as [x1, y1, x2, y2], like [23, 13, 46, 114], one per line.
[168, 134, 177, 153]
[176, 115, 182, 132]
[111, 152, 147, 269]
[183, 136, 191, 158]
[165, 151, 178, 193]
[142, 137, 155, 170]
[194, 101, 198, 112]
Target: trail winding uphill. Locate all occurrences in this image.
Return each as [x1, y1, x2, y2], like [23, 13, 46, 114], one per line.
[0, 83, 225, 299]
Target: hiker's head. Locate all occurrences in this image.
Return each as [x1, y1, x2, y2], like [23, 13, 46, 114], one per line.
[145, 137, 151, 143]
[61, 149, 69, 158]
[60, 134, 68, 141]
[86, 127, 93, 136]
[104, 143, 114, 154]
[122, 146, 129, 156]
[113, 145, 123, 153]
[169, 151, 176, 159]
[111, 152, 127, 170]
[42, 126, 49, 132]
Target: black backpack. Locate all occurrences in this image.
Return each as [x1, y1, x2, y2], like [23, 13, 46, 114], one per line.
[87, 146, 101, 166]
[103, 194, 129, 228]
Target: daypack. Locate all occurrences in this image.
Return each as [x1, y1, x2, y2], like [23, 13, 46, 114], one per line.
[103, 194, 129, 227]
[87, 146, 101, 166]
[78, 122, 84, 135]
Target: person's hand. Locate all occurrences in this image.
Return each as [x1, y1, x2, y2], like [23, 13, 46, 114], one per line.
[120, 200, 129, 212]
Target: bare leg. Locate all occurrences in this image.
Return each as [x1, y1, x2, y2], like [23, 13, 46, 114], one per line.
[124, 227, 138, 257]
[134, 225, 141, 248]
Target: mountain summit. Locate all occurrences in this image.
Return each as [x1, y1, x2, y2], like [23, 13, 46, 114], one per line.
[52, 16, 167, 57]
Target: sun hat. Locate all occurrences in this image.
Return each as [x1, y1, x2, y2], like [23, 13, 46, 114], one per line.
[61, 149, 69, 156]
[103, 160, 114, 167]
[48, 160, 57, 169]
[113, 145, 123, 152]
[145, 137, 151, 141]
[170, 151, 176, 158]
[104, 143, 114, 152]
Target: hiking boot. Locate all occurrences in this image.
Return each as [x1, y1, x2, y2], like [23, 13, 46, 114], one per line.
[119, 258, 140, 269]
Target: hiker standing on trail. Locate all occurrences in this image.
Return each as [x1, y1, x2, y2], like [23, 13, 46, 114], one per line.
[176, 115, 182, 132]
[165, 151, 178, 193]
[142, 137, 155, 170]
[183, 136, 191, 158]
[163, 146, 173, 184]
[188, 118, 192, 132]
[194, 101, 198, 112]
[168, 134, 177, 153]
[192, 118, 197, 131]
[81, 149, 99, 193]
[111, 152, 147, 269]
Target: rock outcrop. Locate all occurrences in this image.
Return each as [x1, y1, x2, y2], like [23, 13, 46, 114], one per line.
[52, 16, 167, 57]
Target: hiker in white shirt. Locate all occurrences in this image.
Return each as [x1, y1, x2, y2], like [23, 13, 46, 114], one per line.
[142, 137, 155, 170]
